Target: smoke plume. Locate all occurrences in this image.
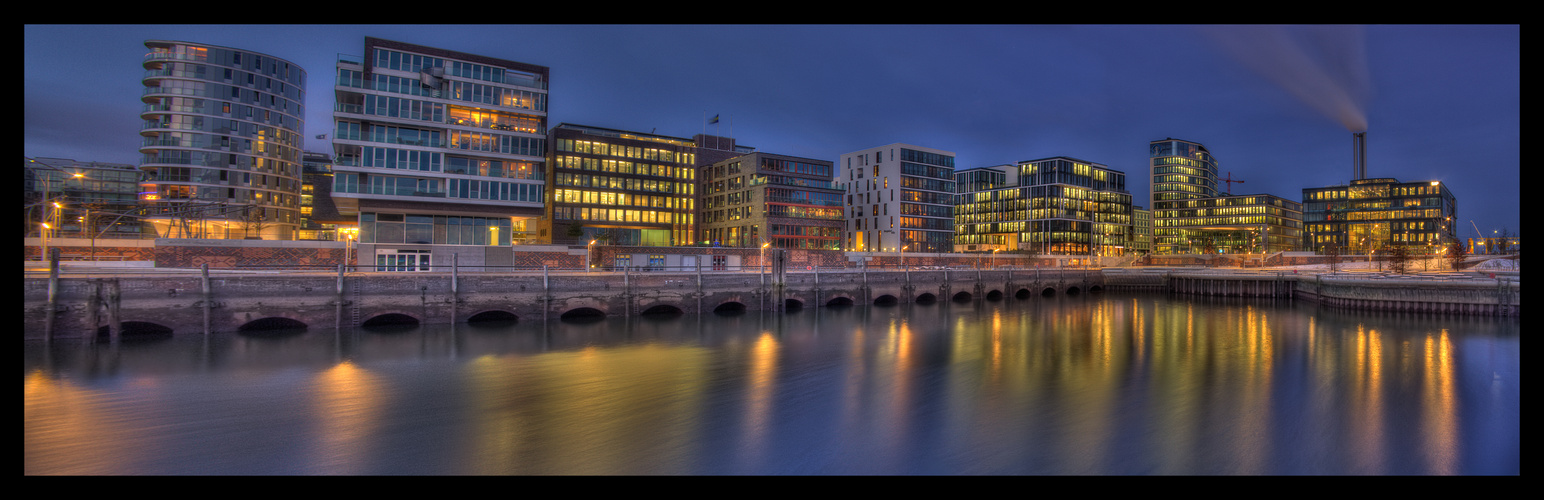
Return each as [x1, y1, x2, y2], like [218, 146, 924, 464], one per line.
[1201, 25, 1373, 132]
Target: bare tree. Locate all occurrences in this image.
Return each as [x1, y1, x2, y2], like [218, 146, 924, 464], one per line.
[1325, 243, 1342, 273]
[1388, 244, 1411, 274]
[1446, 241, 1469, 271]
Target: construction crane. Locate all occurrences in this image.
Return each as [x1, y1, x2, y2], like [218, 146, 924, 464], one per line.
[1219, 172, 1245, 195]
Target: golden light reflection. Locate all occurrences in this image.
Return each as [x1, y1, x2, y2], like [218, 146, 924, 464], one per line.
[743, 332, 780, 463]
[1350, 324, 1386, 473]
[310, 360, 384, 475]
[24, 371, 144, 474]
[1423, 329, 1459, 475]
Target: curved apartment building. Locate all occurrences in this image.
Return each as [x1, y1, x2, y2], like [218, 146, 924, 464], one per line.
[138, 40, 306, 240]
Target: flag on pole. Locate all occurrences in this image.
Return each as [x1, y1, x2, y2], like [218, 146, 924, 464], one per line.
[709, 114, 720, 125]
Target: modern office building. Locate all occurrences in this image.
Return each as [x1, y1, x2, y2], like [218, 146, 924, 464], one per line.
[138, 40, 306, 240]
[545, 124, 703, 246]
[840, 144, 956, 253]
[699, 152, 842, 250]
[25, 157, 147, 239]
[331, 37, 549, 266]
[297, 151, 351, 241]
[1152, 194, 1304, 254]
[954, 157, 1132, 256]
[1149, 138, 1301, 254]
[1150, 138, 1219, 205]
[1130, 205, 1152, 255]
[1302, 177, 1457, 254]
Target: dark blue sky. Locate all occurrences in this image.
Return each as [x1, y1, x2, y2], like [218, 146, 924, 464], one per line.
[24, 24, 1519, 239]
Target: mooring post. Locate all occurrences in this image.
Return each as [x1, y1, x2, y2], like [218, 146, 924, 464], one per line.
[107, 278, 122, 343]
[201, 263, 211, 335]
[45, 248, 59, 343]
[87, 279, 102, 343]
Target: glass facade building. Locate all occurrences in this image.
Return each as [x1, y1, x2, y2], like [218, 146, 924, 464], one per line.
[954, 157, 1132, 256]
[138, 40, 306, 240]
[546, 124, 699, 246]
[26, 157, 147, 239]
[332, 37, 548, 248]
[1149, 138, 1302, 254]
[1152, 194, 1303, 254]
[700, 152, 842, 250]
[1302, 177, 1457, 254]
[840, 144, 956, 253]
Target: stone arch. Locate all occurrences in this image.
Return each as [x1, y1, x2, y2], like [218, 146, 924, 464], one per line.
[640, 304, 685, 316]
[467, 310, 519, 323]
[826, 296, 855, 307]
[1066, 286, 1081, 296]
[96, 321, 174, 338]
[1041, 287, 1057, 297]
[951, 291, 973, 302]
[915, 292, 938, 304]
[1015, 288, 1032, 299]
[362, 313, 420, 328]
[559, 307, 607, 321]
[784, 298, 804, 311]
[712, 301, 747, 314]
[985, 290, 1003, 301]
[873, 294, 899, 306]
[1087, 285, 1103, 293]
[238, 316, 308, 332]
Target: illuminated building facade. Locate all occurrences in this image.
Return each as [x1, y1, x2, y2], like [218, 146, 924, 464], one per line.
[700, 152, 842, 250]
[1152, 194, 1303, 254]
[26, 157, 147, 239]
[546, 124, 699, 246]
[138, 40, 306, 240]
[1130, 206, 1152, 255]
[332, 37, 548, 261]
[954, 157, 1132, 256]
[1149, 138, 1302, 254]
[297, 151, 351, 240]
[1302, 177, 1457, 254]
[840, 144, 956, 253]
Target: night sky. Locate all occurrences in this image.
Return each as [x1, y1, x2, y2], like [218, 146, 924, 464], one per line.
[24, 24, 1519, 240]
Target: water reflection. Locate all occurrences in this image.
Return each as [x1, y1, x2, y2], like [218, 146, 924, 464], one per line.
[23, 293, 1518, 475]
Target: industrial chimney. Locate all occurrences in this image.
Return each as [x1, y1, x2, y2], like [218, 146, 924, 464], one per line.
[1352, 131, 1367, 180]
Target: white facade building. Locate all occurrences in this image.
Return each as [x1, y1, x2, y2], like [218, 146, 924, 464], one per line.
[838, 143, 956, 253]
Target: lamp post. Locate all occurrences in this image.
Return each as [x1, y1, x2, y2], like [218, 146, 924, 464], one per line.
[587, 239, 597, 272]
[760, 241, 770, 279]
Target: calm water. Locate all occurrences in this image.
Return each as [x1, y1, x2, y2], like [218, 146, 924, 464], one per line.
[23, 292, 1519, 475]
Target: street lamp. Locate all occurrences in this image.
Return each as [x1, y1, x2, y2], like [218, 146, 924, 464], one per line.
[587, 239, 597, 272]
[761, 241, 770, 278]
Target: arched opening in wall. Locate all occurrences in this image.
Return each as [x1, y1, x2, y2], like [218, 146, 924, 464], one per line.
[1015, 288, 1032, 299]
[784, 298, 804, 311]
[238, 317, 309, 337]
[712, 302, 747, 315]
[826, 296, 854, 307]
[985, 290, 1003, 301]
[640, 304, 685, 317]
[559, 307, 607, 323]
[873, 294, 898, 306]
[915, 293, 937, 305]
[362, 313, 421, 332]
[1041, 287, 1057, 297]
[952, 291, 973, 302]
[467, 310, 519, 324]
[96, 321, 174, 340]
[1088, 285, 1103, 294]
[1066, 286, 1081, 296]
